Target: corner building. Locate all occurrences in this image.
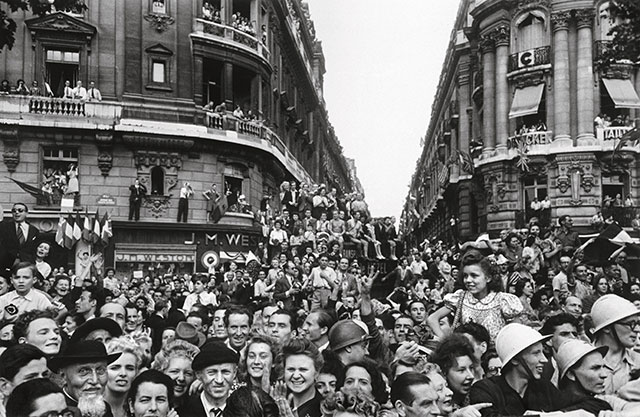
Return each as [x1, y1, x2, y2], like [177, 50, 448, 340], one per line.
[0, 0, 355, 273]
[401, 0, 640, 244]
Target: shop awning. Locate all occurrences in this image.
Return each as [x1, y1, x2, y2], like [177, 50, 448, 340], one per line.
[509, 84, 545, 119]
[602, 78, 640, 109]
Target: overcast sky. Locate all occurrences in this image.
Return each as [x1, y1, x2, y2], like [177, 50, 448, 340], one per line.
[307, 1, 460, 220]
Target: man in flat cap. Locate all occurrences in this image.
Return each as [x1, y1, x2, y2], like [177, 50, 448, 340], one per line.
[49, 340, 122, 417]
[178, 341, 240, 417]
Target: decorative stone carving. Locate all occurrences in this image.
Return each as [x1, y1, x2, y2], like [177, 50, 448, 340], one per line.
[0, 128, 19, 172]
[555, 155, 596, 205]
[513, 0, 551, 14]
[493, 25, 510, 47]
[551, 11, 571, 32]
[601, 63, 633, 80]
[143, 195, 171, 218]
[574, 8, 595, 29]
[25, 12, 96, 49]
[95, 131, 114, 176]
[144, 13, 175, 33]
[479, 35, 495, 53]
[134, 150, 182, 169]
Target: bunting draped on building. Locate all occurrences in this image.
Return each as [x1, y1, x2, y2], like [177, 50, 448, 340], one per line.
[55, 209, 112, 250]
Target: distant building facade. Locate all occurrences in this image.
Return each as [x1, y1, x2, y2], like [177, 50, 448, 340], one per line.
[401, 0, 640, 244]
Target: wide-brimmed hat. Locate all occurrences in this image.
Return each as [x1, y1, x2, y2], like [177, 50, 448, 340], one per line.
[496, 323, 551, 366]
[70, 317, 123, 343]
[591, 294, 640, 333]
[49, 340, 121, 372]
[329, 320, 372, 351]
[556, 339, 609, 381]
[175, 321, 206, 347]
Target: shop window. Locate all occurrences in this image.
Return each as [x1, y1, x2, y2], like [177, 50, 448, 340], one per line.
[41, 147, 79, 206]
[514, 11, 547, 52]
[151, 166, 165, 195]
[151, 0, 167, 14]
[523, 176, 547, 219]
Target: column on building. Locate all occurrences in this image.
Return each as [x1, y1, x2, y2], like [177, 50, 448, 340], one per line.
[551, 11, 572, 146]
[494, 25, 510, 154]
[221, 0, 232, 23]
[575, 9, 597, 145]
[480, 34, 496, 157]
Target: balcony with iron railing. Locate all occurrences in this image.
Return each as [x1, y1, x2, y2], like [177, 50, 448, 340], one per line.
[0, 95, 312, 183]
[191, 18, 271, 64]
[508, 45, 551, 74]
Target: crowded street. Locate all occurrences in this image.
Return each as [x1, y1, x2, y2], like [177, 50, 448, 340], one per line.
[0, 1, 640, 417]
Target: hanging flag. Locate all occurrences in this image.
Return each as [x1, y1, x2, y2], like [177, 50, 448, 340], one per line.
[82, 209, 92, 242]
[92, 209, 102, 244]
[55, 216, 66, 248]
[211, 194, 229, 223]
[101, 212, 112, 245]
[7, 177, 46, 200]
[73, 211, 82, 244]
[64, 214, 75, 249]
[613, 127, 640, 158]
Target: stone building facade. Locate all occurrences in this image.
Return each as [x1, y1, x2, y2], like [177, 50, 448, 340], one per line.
[401, 0, 640, 245]
[0, 0, 356, 273]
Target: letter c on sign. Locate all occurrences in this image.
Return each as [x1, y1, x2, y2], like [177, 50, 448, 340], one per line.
[201, 251, 220, 269]
[520, 51, 533, 67]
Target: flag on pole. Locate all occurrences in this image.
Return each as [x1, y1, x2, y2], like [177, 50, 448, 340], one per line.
[92, 209, 101, 244]
[82, 209, 92, 242]
[101, 212, 112, 246]
[55, 216, 66, 247]
[73, 211, 82, 244]
[7, 177, 46, 200]
[64, 214, 74, 249]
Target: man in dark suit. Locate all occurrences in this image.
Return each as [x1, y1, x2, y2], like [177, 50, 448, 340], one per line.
[273, 261, 299, 311]
[128, 179, 147, 221]
[283, 181, 300, 215]
[178, 342, 239, 417]
[0, 202, 39, 277]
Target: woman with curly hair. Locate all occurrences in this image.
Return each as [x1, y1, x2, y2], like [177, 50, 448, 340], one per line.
[427, 249, 523, 343]
[321, 388, 380, 417]
[151, 340, 200, 409]
[238, 332, 282, 392]
[105, 336, 145, 417]
[340, 358, 389, 407]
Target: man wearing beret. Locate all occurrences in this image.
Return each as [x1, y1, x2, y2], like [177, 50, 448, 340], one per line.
[178, 341, 240, 417]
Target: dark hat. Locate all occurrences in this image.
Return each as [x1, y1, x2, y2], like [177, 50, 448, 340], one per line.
[192, 341, 239, 371]
[175, 321, 206, 347]
[49, 340, 121, 372]
[70, 317, 123, 343]
[328, 320, 371, 351]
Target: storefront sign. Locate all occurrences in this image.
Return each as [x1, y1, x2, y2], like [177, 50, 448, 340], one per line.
[97, 194, 117, 205]
[115, 252, 196, 263]
[196, 230, 262, 271]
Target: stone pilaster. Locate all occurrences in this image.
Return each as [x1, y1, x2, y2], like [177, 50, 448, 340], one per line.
[575, 9, 597, 145]
[458, 58, 471, 156]
[551, 11, 572, 147]
[494, 25, 510, 155]
[0, 127, 19, 172]
[480, 34, 496, 158]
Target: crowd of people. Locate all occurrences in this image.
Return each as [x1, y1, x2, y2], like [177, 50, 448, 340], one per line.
[1, 189, 640, 417]
[201, 2, 256, 36]
[595, 113, 635, 129]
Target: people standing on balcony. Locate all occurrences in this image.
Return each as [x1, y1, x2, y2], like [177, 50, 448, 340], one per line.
[203, 101, 215, 111]
[72, 80, 87, 101]
[87, 81, 102, 102]
[214, 102, 227, 113]
[624, 196, 634, 207]
[66, 164, 79, 196]
[62, 80, 73, 99]
[129, 179, 147, 221]
[233, 104, 244, 119]
[177, 182, 194, 223]
[202, 183, 220, 222]
[29, 80, 41, 96]
[15, 79, 28, 95]
[0, 79, 10, 94]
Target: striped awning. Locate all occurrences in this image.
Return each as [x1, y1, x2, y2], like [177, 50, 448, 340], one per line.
[602, 78, 640, 109]
[509, 84, 545, 119]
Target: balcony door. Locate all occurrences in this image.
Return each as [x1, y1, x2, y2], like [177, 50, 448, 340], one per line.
[46, 50, 80, 97]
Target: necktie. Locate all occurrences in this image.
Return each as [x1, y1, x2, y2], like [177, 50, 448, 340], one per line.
[91, 88, 94, 98]
[16, 225, 25, 245]
[198, 294, 204, 305]
[211, 408, 222, 417]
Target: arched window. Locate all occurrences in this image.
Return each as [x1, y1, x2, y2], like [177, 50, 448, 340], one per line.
[515, 11, 547, 52]
[151, 166, 165, 195]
